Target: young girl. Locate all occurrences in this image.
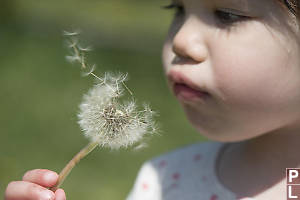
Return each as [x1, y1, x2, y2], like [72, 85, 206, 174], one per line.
[5, 0, 300, 199]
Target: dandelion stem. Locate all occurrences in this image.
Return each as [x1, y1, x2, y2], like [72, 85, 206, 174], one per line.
[50, 140, 99, 191]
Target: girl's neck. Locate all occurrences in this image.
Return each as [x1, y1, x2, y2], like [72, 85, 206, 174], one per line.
[217, 122, 300, 199]
[246, 123, 300, 167]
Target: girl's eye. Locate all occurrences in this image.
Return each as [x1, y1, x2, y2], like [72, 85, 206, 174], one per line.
[215, 10, 249, 25]
[162, 3, 184, 16]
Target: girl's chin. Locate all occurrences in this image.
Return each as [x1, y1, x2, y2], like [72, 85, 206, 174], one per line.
[191, 125, 253, 143]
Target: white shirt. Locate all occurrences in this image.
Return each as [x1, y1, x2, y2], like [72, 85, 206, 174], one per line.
[127, 142, 255, 200]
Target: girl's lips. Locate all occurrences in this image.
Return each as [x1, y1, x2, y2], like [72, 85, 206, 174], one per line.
[173, 83, 210, 101]
[168, 69, 210, 101]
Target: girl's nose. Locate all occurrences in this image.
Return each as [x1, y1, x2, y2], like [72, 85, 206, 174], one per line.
[172, 17, 208, 64]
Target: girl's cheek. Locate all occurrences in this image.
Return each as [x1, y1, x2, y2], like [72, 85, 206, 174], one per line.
[211, 24, 295, 108]
[213, 43, 300, 113]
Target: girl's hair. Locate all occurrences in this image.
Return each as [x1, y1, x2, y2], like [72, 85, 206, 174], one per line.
[281, 0, 298, 16]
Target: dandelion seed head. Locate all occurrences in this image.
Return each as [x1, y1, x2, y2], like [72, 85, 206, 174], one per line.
[78, 84, 156, 149]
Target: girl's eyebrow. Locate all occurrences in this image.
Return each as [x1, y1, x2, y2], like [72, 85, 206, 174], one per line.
[221, 0, 250, 6]
[217, 0, 255, 11]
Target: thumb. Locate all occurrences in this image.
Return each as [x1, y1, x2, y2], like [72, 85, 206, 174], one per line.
[55, 188, 66, 200]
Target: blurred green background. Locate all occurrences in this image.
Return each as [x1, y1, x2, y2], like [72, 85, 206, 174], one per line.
[0, 0, 205, 199]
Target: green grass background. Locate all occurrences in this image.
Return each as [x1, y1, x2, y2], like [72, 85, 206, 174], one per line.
[0, 1, 206, 199]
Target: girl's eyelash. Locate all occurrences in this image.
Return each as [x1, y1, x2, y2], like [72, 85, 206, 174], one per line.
[162, 3, 184, 15]
[214, 10, 250, 25]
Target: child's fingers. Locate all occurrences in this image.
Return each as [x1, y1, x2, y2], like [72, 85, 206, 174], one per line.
[5, 181, 55, 200]
[23, 169, 59, 187]
[55, 188, 66, 200]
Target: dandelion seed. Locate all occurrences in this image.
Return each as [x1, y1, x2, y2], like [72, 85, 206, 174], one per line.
[63, 30, 81, 36]
[65, 55, 81, 63]
[78, 45, 93, 52]
[133, 142, 149, 151]
[66, 38, 78, 48]
[82, 64, 96, 77]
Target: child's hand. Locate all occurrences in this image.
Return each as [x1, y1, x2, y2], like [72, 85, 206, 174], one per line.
[5, 169, 66, 200]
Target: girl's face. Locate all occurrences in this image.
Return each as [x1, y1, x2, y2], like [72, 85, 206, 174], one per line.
[162, 0, 300, 142]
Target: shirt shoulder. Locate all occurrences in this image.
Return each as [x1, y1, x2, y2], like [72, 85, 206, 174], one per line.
[127, 142, 235, 200]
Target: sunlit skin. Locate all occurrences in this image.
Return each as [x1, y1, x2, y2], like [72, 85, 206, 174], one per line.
[162, 0, 300, 199]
